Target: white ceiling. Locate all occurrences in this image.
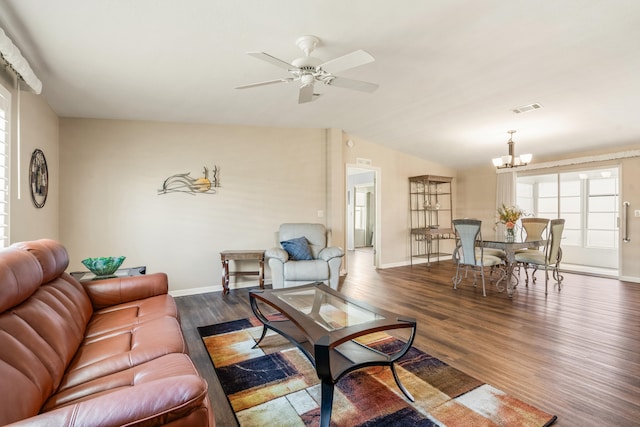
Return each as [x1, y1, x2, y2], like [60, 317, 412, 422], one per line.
[2, 0, 640, 169]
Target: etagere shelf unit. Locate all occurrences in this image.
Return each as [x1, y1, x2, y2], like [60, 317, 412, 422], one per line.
[409, 175, 454, 265]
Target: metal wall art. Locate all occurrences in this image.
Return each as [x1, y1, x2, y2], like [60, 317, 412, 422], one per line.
[29, 148, 48, 208]
[158, 166, 220, 195]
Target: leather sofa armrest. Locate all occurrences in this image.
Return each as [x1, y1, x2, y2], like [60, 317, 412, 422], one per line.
[6, 375, 211, 427]
[265, 247, 289, 263]
[79, 272, 169, 310]
[318, 246, 345, 261]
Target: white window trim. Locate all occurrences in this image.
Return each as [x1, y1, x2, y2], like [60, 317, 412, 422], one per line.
[0, 82, 11, 248]
[497, 150, 640, 174]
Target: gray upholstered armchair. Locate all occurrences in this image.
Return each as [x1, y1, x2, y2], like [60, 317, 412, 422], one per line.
[265, 223, 345, 290]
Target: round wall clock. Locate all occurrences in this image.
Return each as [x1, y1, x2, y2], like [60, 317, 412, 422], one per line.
[29, 149, 48, 208]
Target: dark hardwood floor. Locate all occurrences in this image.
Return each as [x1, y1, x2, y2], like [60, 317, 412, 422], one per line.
[175, 250, 640, 427]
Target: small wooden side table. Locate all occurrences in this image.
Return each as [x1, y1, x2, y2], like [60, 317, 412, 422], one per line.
[220, 250, 265, 295]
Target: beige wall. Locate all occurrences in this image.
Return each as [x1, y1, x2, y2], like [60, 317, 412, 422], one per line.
[59, 119, 333, 294]
[342, 135, 457, 267]
[57, 119, 457, 293]
[455, 165, 497, 237]
[456, 146, 640, 281]
[0, 71, 59, 245]
[620, 155, 640, 281]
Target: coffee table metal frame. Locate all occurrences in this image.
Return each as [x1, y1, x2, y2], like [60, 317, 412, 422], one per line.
[249, 282, 416, 427]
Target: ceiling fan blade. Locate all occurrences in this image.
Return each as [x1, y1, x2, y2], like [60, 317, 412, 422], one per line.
[298, 84, 315, 104]
[247, 52, 297, 70]
[235, 78, 292, 89]
[318, 49, 375, 74]
[327, 76, 379, 93]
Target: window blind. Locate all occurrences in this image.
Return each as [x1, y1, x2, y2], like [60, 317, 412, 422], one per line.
[0, 84, 10, 248]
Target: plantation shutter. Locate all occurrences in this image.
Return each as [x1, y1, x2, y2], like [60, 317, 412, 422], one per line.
[0, 84, 10, 248]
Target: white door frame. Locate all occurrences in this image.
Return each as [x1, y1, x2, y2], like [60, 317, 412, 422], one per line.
[346, 164, 381, 268]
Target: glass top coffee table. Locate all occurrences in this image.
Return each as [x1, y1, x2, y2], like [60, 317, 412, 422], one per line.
[249, 282, 416, 427]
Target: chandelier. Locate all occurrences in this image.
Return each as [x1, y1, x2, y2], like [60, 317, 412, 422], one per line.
[492, 130, 532, 168]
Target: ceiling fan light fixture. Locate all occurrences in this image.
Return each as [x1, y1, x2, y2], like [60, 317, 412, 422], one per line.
[300, 74, 315, 86]
[236, 35, 379, 104]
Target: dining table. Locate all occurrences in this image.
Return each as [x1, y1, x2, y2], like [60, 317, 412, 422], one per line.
[481, 235, 546, 296]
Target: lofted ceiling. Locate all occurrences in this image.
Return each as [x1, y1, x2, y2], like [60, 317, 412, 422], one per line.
[1, 0, 640, 169]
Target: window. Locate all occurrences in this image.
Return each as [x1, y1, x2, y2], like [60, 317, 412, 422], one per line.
[0, 84, 9, 248]
[516, 168, 619, 250]
[559, 173, 581, 246]
[587, 175, 619, 247]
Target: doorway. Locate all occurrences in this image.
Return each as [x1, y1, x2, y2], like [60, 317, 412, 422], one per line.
[354, 185, 374, 248]
[346, 166, 380, 269]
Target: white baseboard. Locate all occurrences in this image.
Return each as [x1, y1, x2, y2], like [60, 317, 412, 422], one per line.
[379, 255, 452, 269]
[169, 285, 219, 297]
[379, 260, 412, 269]
[619, 275, 640, 283]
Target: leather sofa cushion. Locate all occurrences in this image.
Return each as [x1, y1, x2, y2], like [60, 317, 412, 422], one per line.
[0, 276, 94, 424]
[0, 248, 43, 312]
[283, 259, 329, 280]
[85, 293, 178, 338]
[81, 272, 170, 310]
[19, 354, 210, 427]
[12, 239, 69, 284]
[279, 223, 327, 258]
[47, 314, 186, 407]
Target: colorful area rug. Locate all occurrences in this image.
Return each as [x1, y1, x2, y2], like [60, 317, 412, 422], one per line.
[198, 317, 557, 427]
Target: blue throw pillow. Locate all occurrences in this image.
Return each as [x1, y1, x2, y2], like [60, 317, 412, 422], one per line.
[281, 236, 313, 261]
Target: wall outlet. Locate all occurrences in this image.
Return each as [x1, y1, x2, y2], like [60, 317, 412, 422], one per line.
[317, 210, 324, 218]
[635, 210, 640, 218]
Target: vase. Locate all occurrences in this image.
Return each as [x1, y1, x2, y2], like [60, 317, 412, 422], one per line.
[505, 227, 515, 242]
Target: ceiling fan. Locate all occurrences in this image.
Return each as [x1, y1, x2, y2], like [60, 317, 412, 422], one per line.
[236, 35, 379, 104]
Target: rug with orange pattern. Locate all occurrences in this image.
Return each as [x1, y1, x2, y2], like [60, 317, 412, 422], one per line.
[199, 317, 557, 426]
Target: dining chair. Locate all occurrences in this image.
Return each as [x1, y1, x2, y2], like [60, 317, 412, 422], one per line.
[452, 219, 505, 297]
[457, 217, 505, 259]
[515, 217, 549, 275]
[482, 246, 506, 259]
[514, 218, 565, 295]
[517, 218, 549, 249]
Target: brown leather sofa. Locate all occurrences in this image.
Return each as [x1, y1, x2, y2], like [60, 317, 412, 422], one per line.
[0, 239, 213, 426]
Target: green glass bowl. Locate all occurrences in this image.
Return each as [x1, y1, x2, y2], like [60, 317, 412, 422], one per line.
[81, 256, 126, 277]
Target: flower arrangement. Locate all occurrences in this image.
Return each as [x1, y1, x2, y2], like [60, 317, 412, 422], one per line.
[497, 204, 524, 229]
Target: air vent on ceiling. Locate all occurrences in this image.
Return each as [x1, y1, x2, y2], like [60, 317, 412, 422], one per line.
[512, 103, 543, 114]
